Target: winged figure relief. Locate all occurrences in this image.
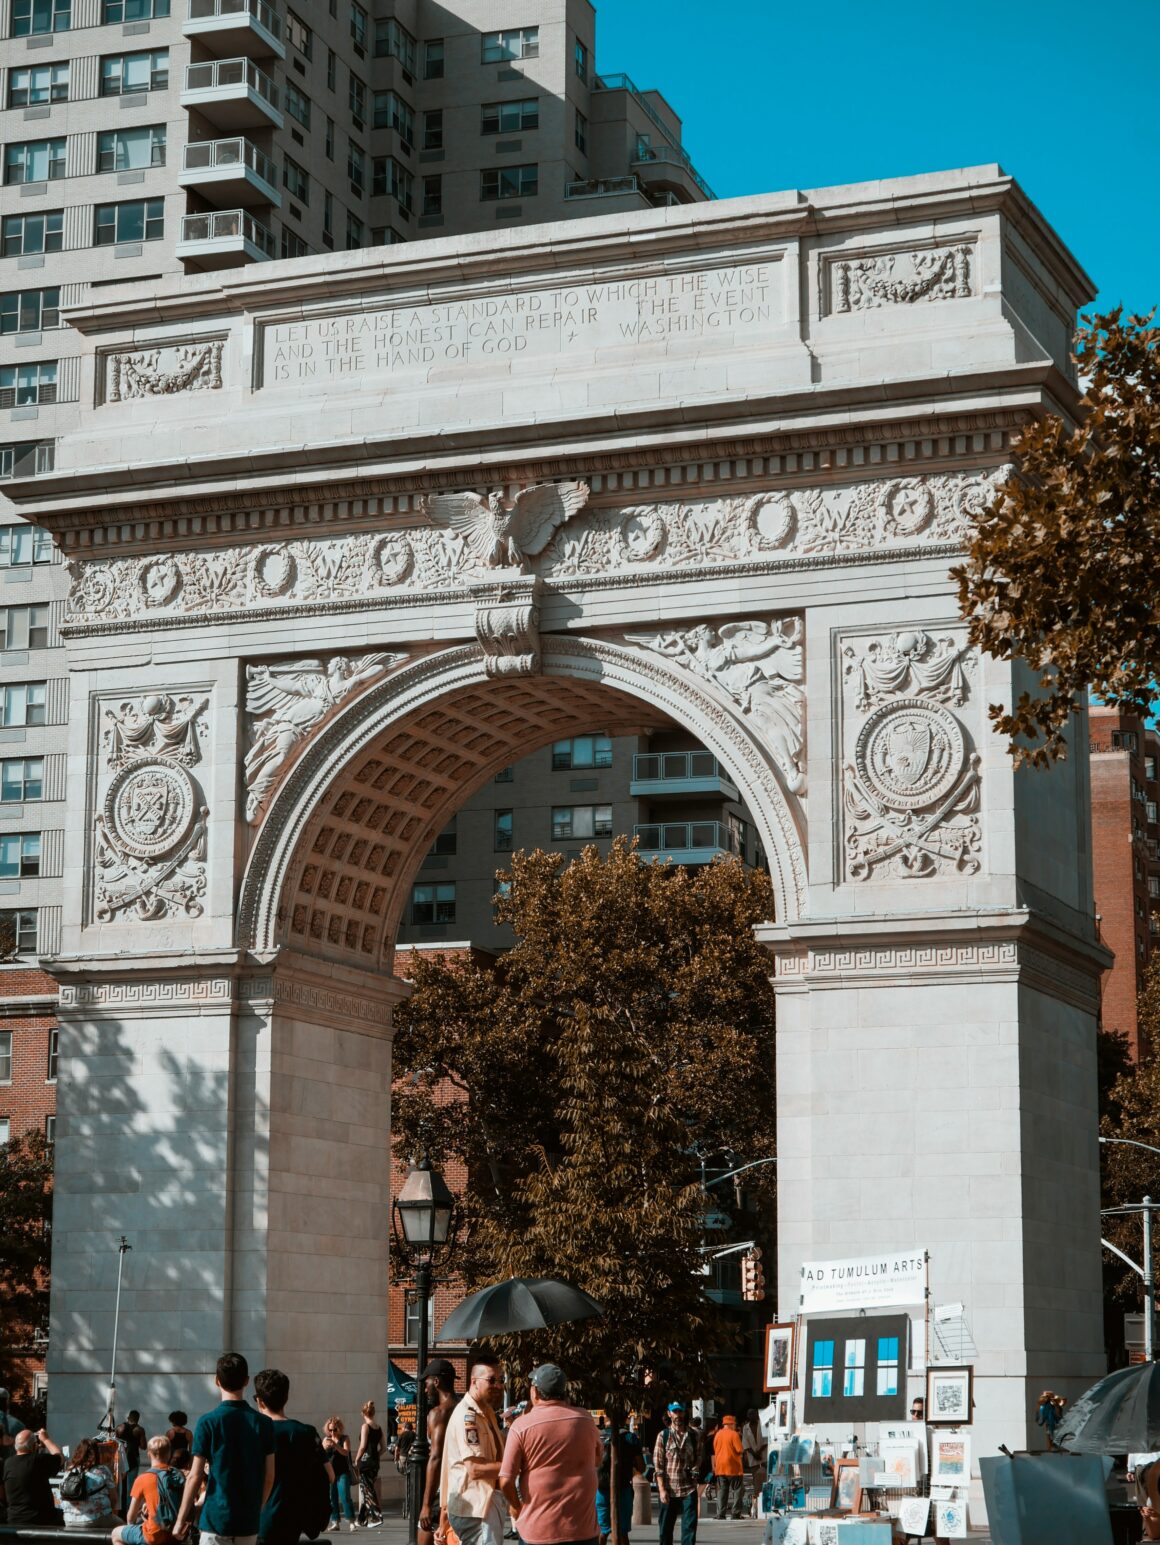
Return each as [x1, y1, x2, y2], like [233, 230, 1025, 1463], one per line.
[419, 481, 590, 571]
[243, 652, 394, 821]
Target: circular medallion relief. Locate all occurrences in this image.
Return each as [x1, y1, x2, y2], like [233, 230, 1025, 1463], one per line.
[137, 556, 181, 608]
[619, 510, 665, 564]
[104, 759, 197, 860]
[251, 545, 297, 598]
[76, 564, 116, 615]
[881, 479, 935, 536]
[855, 698, 965, 812]
[369, 533, 414, 587]
[748, 493, 796, 549]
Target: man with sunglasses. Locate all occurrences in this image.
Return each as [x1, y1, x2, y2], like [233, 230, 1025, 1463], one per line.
[440, 1356, 507, 1545]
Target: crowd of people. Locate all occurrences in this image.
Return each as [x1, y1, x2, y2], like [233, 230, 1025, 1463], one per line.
[0, 1359, 764, 1545]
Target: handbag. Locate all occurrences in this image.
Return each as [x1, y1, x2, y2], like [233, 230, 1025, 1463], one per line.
[61, 1468, 93, 1502]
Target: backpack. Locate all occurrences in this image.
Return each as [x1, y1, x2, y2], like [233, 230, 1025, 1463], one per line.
[60, 1468, 93, 1502]
[151, 1467, 187, 1535]
[302, 1432, 332, 1540]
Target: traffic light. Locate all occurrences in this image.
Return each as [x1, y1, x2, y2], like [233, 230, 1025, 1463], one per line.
[741, 1248, 766, 1302]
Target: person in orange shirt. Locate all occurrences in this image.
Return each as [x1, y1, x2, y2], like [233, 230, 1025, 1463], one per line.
[113, 1436, 186, 1545]
[711, 1417, 744, 1520]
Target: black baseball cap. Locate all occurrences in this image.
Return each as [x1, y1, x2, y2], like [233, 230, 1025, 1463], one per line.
[420, 1358, 457, 1384]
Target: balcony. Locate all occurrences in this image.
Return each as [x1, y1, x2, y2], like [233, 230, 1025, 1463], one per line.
[630, 143, 713, 205]
[176, 208, 275, 268]
[565, 175, 649, 204]
[184, 0, 284, 58]
[634, 821, 742, 866]
[594, 72, 715, 200]
[630, 751, 740, 801]
[181, 58, 282, 130]
[179, 137, 280, 206]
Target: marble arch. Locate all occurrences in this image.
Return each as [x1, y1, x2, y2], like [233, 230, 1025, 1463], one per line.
[9, 169, 1112, 1488]
[240, 636, 809, 965]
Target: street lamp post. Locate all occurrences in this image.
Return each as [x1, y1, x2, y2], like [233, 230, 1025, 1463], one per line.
[1099, 1137, 1160, 1360]
[392, 1159, 455, 1545]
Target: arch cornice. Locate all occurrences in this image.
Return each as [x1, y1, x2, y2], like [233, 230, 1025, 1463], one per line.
[236, 637, 808, 960]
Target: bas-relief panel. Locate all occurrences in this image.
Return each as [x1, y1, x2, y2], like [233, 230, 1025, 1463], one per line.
[64, 468, 1009, 628]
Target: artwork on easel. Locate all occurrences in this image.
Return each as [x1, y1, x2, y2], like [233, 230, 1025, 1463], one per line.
[764, 1323, 797, 1390]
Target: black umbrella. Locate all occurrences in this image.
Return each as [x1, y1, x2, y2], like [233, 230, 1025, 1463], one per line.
[1055, 1361, 1160, 1452]
[438, 1277, 604, 1342]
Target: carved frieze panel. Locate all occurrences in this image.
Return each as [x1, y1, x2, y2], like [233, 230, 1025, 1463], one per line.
[626, 617, 805, 794]
[825, 242, 975, 314]
[105, 339, 224, 402]
[64, 468, 1010, 629]
[839, 630, 980, 883]
[93, 692, 211, 922]
[244, 652, 403, 823]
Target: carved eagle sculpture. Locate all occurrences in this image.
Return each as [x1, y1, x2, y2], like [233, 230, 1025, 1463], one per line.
[420, 481, 590, 571]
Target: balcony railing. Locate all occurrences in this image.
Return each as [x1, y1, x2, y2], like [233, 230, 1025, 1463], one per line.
[179, 208, 275, 257]
[183, 57, 280, 109]
[182, 136, 276, 187]
[594, 72, 715, 199]
[634, 821, 740, 858]
[634, 751, 727, 783]
[564, 175, 643, 200]
[188, 0, 282, 41]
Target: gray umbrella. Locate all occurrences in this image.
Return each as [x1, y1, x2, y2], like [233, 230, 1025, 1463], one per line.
[438, 1277, 604, 1342]
[1055, 1361, 1160, 1452]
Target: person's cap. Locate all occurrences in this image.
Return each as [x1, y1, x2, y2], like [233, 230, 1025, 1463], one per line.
[421, 1357, 457, 1383]
[529, 1364, 568, 1398]
[667, 1401, 685, 1413]
[0, 1389, 9, 1405]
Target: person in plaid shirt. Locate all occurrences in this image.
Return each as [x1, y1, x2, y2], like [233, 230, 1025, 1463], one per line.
[653, 1404, 700, 1545]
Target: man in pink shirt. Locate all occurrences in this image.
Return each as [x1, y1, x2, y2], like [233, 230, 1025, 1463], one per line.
[499, 1365, 602, 1545]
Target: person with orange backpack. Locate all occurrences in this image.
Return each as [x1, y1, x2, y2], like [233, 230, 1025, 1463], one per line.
[113, 1436, 187, 1545]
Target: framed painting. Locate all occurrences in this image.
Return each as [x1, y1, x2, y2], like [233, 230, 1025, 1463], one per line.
[764, 1322, 796, 1391]
[926, 1365, 973, 1425]
[775, 1390, 794, 1430]
[831, 1457, 862, 1513]
[930, 1432, 971, 1486]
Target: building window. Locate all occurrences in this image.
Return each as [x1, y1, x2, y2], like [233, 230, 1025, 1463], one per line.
[325, 118, 335, 159]
[349, 0, 367, 53]
[422, 175, 442, 216]
[94, 199, 163, 246]
[0, 833, 40, 879]
[12, 0, 71, 35]
[0, 443, 54, 481]
[1113, 731, 1140, 752]
[46, 1027, 58, 1082]
[575, 109, 588, 153]
[494, 809, 513, 851]
[422, 109, 443, 152]
[0, 604, 50, 647]
[1, 212, 63, 259]
[280, 227, 309, 260]
[1146, 755, 1158, 780]
[96, 125, 166, 172]
[372, 157, 413, 210]
[286, 9, 311, 55]
[1, 758, 44, 802]
[551, 805, 613, 841]
[2, 684, 46, 727]
[7, 63, 69, 108]
[0, 525, 53, 564]
[1150, 802, 1159, 824]
[404, 1291, 434, 1345]
[0, 1119, 9, 1145]
[347, 142, 365, 193]
[0, 910, 38, 955]
[4, 139, 66, 185]
[842, 1339, 866, 1398]
[410, 883, 455, 925]
[100, 50, 168, 96]
[811, 1339, 834, 1399]
[323, 192, 334, 240]
[574, 38, 589, 82]
[103, 0, 168, 17]
[480, 98, 539, 135]
[494, 766, 513, 783]
[481, 27, 538, 63]
[44, 1114, 55, 1142]
[375, 17, 416, 73]
[0, 1032, 10, 1083]
[552, 735, 612, 771]
[480, 164, 537, 201]
[283, 155, 309, 203]
[424, 39, 444, 79]
[285, 83, 312, 128]
[1150, 877, 1160, 900]
[374, 90, 414, 142]
[0, 290, 60, 336]
[326, 49, 336, 91]
[349, 71, 366, 127]
[370, 227, 407, 246]
[346, 212, 363, 249]
[430, 816, 456, 857]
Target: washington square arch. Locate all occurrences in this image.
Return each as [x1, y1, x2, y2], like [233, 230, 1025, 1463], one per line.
[8, 165, 1111, 1469]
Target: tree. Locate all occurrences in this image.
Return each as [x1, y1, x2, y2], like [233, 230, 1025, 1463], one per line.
[392, 840, 778, 1409]
[0, 1129, 53, 1402]
[953, 309, 1160, 765]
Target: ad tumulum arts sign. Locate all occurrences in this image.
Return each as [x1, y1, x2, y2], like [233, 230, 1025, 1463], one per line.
[7, 168, 1107, 1486]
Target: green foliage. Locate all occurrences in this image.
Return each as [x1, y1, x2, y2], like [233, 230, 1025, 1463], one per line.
[953, 308, 1160, 765]
[392, 839, 777, 1409]
[0, 1130, 53, 1395]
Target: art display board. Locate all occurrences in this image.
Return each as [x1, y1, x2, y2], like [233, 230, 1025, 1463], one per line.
[934, 1498, 969, 1538]
[896, 1496, 930, 1535]
[930, 1432, 971, 1486]
[799, 1249, 926, 1314]
[879, 1440, 919, 1489]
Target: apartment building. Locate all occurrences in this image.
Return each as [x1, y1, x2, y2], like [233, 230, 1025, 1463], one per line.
[1089, 704, 1160, 1059]
[0, 0, 712, 1147]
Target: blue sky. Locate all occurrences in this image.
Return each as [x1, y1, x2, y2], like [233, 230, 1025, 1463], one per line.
[596, 0, 1158, 317]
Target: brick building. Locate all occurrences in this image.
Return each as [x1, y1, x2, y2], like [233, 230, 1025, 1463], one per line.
[1089, 704, 1160, 1059]
[0, 962, 57, 1144]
